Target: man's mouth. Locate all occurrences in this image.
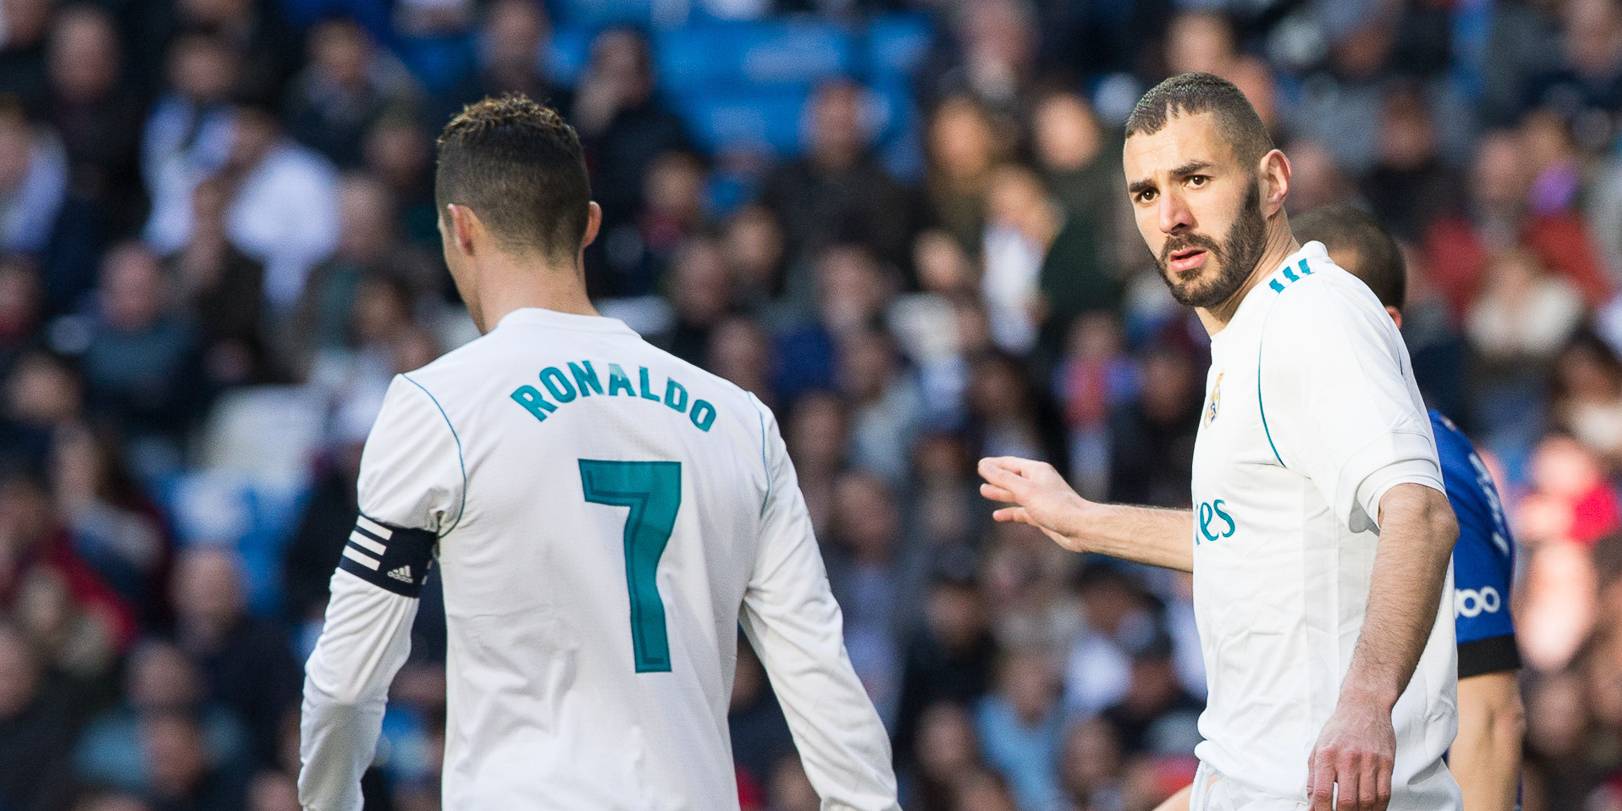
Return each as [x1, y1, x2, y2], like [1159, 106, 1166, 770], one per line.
[1167, 247, 1208, 275]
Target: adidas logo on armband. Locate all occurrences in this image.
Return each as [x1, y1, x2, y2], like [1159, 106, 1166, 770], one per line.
[387, 566, 413, 583]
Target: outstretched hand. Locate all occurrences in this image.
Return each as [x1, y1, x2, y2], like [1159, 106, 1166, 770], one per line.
[977, 456, 1089, 551]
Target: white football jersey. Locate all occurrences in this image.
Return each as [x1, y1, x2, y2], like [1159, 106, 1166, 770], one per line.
[1188, 242, 1460, 809]
[299, 307, 898, 810]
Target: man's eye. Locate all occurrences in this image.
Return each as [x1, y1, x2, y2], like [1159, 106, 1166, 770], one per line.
[1137, 189, 1157, 203]
[1186, 175, 1209, 188]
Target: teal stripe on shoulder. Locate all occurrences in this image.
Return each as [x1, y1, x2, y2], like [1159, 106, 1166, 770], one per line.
[401, 373, 469, 536]
[750, 394, 771, 518]
[1256, 342, 1285, 467]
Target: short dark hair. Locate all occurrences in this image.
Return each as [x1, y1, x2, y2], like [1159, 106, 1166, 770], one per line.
[1124, 72, 1273, 167]
[435, 94, 590, 258]
[1293, 204, 1406, 310]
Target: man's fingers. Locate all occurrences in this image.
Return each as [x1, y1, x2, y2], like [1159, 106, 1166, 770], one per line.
[1357, 754, 1379, 811]
[1334, 755, 1358, 811]
[978, 456, 1049, 482]
[1307, 750, 1335, 811]
[977, 460, 1030, 498]
[1372, 754, 1392, 811]
[979, 482, 1016, 504]
[992, 507, 1030, 525]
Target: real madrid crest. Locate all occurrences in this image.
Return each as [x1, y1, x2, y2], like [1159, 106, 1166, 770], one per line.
[1207, 371, 1223, 425]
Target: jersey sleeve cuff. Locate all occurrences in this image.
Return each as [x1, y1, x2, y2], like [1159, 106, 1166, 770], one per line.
[1343, 431, 1444, 532]
[336, 515, 437, 598]
[1457, 634, 1521, 678]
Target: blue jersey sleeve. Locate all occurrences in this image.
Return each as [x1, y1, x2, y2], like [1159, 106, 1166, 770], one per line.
[1431, 411, 1520, 677]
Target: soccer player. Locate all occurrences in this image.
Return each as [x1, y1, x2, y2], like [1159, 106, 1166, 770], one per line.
[1296, 205, 1523, 811]
[297, 96, 898, 810]
[979, 74, 1462, 810]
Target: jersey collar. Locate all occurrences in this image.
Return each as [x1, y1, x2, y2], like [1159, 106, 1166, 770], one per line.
[494, 307, 636, 334]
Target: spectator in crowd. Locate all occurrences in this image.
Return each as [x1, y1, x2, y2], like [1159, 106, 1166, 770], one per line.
[0, 99, 67, 259]
[0, 621, 76, 810]
[437, 0, 569, 125]
[284, 18, 420, 168]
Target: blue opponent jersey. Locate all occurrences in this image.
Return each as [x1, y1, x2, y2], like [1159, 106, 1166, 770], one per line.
[1431, 410, 1521, 678]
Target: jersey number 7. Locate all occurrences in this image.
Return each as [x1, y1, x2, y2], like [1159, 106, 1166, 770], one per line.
[578, 459, 681, 673]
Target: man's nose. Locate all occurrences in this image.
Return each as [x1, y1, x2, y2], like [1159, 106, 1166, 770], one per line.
[1158, 191, 1193, 235]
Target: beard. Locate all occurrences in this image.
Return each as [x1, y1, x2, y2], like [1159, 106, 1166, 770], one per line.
[1156, 181, 1267, 309]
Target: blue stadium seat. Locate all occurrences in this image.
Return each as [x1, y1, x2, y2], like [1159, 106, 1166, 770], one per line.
[547, 0, 655, 27]
[159, 471, 310, 618]
[864, 13, 934, 80]
[546, 24, 597, 86]
[671, 86, 812, 156]
[654, 21, 855, 94]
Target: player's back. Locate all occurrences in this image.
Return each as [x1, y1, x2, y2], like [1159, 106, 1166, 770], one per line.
[405, 308, 773, 809]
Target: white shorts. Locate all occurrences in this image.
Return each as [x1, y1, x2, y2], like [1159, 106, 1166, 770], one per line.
[1190, 762, 1308, 811]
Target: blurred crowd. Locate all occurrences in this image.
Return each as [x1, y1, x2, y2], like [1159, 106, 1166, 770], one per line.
[0, 0, 1620, 808]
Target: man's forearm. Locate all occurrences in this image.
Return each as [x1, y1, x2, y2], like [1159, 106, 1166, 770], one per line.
[1063, 503, 1194, 573]
[1453, 672, 1525, 811]
[1340, 484, 1457, 708]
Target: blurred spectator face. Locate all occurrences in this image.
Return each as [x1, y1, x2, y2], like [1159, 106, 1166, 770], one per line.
[1564, 0, 1622, 77]
[5, 353, 80, 425]
[0, 259, 40, 338]
[1331, 19, 1396, 78]
[952, 770, 1019, 811]
[0, 0, 52, 47]
[914, 229, 975, 293]
[1530, 434, 1607, 501]
[706, 317, 770, 394]
[721, 204, 783, 293]
[351, 276, 411, 346]
[786, 391, 847, 473]
[309, 20, 372, 89]
[336, 175, 396, 263]
[1166, 11, 1236, 75]
[483, 0, 547, 71]
[1527, 671, 1587, 757]
[1122, 112, 1268, 309]
[586, 30, 654, 104]
[767, 757, 819, 811]
[171, 547, 245, 636]
[1378, 88, 1437, 170]
[0, 624, 40, 719]
[807, 81, 867, 168]
[1282, 140, 1351, 212]
[228, 108, 281, 171]
[916, 702, 979, 780]
[814, 246, 888, 334]
[49, 422, 105, 508]
[832, 471, 898, 560]
[179, 0, 251, 28]
[127, 639, 201, 710]
[141, 712, 209, 800]
[926, 580, 986, 650]
[967, 354, 1027, 420]
[670, 239, 730, 325]
[1032, 94, 1103, 173]
[0, 108, 34, 194]
[643, 152, 705, 224]
[98, 243, 167, 331]
[167, 36, 238, 104]
[986, 165, 1055, 242]
[836, 329, 897, 403]
[998, 649, 1058, 723]
[364, 118, 430, 191]
[930, 99, 997, 182]
[958, 0, 1035, 74]
[1470, 132, 1529, 210]
[1062, 717, 1123, 797]
[1139, 348, 1197, 423]
[392, 326, 439, 373]
[48, 7, 120, 102]
[248, 771, 300, 811]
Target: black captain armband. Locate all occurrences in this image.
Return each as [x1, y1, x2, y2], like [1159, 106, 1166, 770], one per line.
[1457, 634, 1521, 679]
[338, 515, 437, 598]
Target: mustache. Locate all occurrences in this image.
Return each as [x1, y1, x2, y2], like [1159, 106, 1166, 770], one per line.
[1159, 233, 1222, 266]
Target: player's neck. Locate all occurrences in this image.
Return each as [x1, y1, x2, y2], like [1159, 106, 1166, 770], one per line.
[472, 253, 599, 332]
[1197, 227, 1301, 335]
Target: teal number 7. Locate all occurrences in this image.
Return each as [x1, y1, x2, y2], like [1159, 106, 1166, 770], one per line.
[578, 459, 681, 673]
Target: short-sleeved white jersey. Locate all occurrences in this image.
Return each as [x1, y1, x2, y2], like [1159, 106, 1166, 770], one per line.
[299, 307, 897, 811]
[1188, 242, 1460, 808]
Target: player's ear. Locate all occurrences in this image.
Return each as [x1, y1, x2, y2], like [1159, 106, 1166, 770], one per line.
[1257, 148, 1290, 217]
[1387, 306, 1404, 330]
[446, 203, 479, 256]
[580, 201, 603, 251]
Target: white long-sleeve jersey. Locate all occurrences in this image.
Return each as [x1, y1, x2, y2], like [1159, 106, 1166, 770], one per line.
[299, 307, 898, 810]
